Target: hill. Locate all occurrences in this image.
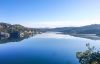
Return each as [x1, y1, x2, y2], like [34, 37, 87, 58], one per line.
[0, 22, 38, 39]
[42, 24, 100, 37]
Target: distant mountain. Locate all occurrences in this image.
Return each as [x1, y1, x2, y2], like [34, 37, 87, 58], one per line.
[42, 24, 100, 36]
[1, 22, 100, 40]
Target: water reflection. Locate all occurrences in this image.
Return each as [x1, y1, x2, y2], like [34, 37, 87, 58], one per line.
[61, 33, 100, 40]
[0, 32, 100, 64]
[0, 33, 39, 44]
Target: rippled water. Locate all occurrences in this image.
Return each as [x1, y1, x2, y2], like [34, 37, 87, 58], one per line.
[0, 32, 99, 64]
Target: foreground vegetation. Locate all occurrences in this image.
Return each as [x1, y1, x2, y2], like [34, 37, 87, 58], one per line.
[76, 43, 100, 64]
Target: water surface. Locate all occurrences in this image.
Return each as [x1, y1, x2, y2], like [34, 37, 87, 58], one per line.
[0, 32, 99, 64]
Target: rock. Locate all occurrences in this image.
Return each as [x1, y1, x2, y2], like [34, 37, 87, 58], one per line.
[0, 32, 10, 39]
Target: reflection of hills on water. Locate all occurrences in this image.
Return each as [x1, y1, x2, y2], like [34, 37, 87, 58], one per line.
[60, 33, 100, 40]
[71, 34, 100, 40]
[0, 33, 38, 44]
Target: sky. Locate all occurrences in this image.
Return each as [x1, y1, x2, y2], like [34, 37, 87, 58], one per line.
[0, 0, 100, 28]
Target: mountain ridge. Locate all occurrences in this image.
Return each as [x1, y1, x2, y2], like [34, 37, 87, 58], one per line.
[40, 24, 100, 37]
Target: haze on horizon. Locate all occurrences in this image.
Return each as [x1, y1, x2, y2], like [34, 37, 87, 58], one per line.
[0, 0, 100, 28]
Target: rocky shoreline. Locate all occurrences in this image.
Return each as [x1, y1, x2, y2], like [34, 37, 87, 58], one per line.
[0, 23, 41, 40]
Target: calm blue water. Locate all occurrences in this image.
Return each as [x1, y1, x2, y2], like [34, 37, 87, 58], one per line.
[0, 32, 99, 64]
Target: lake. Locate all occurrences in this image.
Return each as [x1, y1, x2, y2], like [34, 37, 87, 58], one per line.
[0, 32, 100, 64]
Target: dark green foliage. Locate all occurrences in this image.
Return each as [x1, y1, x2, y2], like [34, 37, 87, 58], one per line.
[0, 22, 33, 33]
[0, 22, 34, 38]
[76, 44, 100, 64]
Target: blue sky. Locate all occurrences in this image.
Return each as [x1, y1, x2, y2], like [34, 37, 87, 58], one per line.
[0, 0, 100, 28]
